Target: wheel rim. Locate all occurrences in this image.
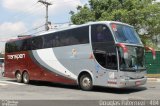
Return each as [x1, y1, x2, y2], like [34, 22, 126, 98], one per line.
[16, 73, 21, 81]
[82, 77, 91, 88]
[23, 73, 28, 83]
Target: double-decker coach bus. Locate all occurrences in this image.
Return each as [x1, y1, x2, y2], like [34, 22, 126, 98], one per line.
[4, 21, 155, 90]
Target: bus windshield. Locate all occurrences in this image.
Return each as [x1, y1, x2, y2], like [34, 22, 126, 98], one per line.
[111, 23, 142, 44]
[118, 46, 145, 71]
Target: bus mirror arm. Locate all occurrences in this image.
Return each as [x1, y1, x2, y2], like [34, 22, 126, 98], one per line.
[145, 46, 156, 60]
[116, 43, 128, 59]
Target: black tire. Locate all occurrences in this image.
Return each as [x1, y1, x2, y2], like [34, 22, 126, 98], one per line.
[16, 72, 22, 83]
[79, 74, 93, 91]
[22, 72, 30, 84]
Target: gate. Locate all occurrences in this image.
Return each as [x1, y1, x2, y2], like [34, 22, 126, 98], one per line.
[145, 51, 160, 77]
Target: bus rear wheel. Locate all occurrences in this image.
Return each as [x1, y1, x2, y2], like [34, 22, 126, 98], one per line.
[22, 72, 30, 84]
[16, 72, 22, 83]
[79, 74, 93, 91]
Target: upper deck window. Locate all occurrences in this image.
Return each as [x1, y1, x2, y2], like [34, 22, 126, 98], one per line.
[91, 24, 114, 42]
[111, 23, 142, 45]
[5, 26, 89, 53]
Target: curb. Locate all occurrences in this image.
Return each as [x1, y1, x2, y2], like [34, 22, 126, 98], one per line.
[147, 78, 160, 82]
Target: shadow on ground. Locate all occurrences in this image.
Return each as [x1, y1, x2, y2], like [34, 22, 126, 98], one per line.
[92, 86, 147, 94]
[7, 79, 147, 94]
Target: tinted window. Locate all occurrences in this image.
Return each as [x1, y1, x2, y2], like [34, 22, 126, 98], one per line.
[6, 26, 89, 53]
[71, 26, 89, 44]
[31, 36, 43, 50]
[6, 39, 32, 53]
[118, 46, 145, 71]
[58, 26, 89, 46]
[6, 42, 18, 53]
[111, 24, 142, 44]
[91, 24, 114, 42]
[91, 24, 117, 70]
[21, 39, 32, 51]
[43, 26, 89, 48]
[43, 33, 55, 48]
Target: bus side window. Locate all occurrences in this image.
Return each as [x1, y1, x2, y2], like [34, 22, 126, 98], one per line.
[75, 26, 89, 44]
[91, 25, 113, 42]
[5, 43, 10, 53]
[31, 37, 43, 50]
[69, 29, 79, 45]
[91, 24, 117, 70]
[106, 53, 117, 70]
[21, 40, 27, 51]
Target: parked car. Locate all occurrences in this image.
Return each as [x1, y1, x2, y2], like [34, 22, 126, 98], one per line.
[0, 58, 4, 76]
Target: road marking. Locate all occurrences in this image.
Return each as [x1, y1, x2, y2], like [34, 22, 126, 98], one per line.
[0, 83, 7, 86]
[148, 78, 160, 82]
[0, 80, 25, 85]
[157, 79, 160, 82]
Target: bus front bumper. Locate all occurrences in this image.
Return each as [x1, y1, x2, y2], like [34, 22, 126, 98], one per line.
[117, 77, 147, 88]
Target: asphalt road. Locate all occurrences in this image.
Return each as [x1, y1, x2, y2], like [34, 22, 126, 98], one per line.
[0, 74, 160, 106]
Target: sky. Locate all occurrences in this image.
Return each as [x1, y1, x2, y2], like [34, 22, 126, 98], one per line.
[0, 0, 160, 53]
[0, 0, 89, 52]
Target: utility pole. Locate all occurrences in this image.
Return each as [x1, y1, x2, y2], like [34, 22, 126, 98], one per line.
[38, 0, 52, 31]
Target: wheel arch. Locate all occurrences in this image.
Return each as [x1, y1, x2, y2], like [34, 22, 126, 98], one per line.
[77, 70, 94, 85]
[22, 69, 29, 76]
[15, 70, 21, 76]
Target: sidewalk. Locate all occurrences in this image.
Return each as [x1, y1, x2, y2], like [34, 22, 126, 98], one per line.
[147, 74, 160, 82]
[147, 77, 160, 82]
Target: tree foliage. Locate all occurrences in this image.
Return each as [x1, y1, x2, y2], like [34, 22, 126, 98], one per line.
[70, 0, 160, 44]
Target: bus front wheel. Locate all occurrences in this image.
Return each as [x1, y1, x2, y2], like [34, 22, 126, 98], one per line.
[16, 72, 22, 83]
[22, 72, 30, 84]
[79, 74, 93, 91]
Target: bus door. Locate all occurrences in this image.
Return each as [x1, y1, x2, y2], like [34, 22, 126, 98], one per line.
[91, 24, 118, 72]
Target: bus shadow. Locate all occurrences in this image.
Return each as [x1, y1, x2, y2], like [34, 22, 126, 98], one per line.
[6, 79, 80, 90]
[6, 80, 147, 94]
[92, 86, 147, 94]
[29, 81, 80, 90]
[29, 80, 147, 94]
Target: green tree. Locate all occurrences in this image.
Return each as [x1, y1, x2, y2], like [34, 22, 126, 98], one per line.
[70, 5, 95, 24]
[70, 0, 160, 46]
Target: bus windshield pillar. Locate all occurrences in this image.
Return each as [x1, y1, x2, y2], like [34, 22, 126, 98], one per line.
[145, 46, 156, 60]
[116, 43, 128, 59]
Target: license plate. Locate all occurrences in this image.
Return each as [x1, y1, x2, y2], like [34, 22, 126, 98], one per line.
[135, 81, 141, 86]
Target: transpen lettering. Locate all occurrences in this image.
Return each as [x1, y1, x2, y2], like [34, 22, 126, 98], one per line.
[7, 54, 25, 60]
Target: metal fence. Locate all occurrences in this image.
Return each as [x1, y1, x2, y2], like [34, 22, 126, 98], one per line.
[145, 51, 160, 77]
